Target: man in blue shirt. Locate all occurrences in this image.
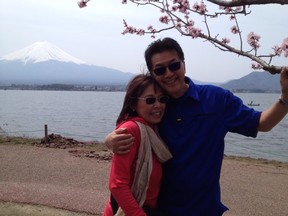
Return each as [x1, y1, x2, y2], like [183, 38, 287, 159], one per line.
[105, 37, 288, 215]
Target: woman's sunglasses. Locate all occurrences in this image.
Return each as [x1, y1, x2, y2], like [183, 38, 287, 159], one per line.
[153, 61, 181, 76]
[138, 95, 169, 105]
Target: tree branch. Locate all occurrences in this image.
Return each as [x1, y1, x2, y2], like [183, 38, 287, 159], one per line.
[78, 0, 287, 74]
[208, 0, 288, 7]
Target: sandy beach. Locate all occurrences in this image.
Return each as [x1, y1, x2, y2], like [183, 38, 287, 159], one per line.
[0, 141, 287, 216]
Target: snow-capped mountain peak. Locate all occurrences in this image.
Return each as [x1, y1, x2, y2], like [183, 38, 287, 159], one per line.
[0, 41, 86, 64]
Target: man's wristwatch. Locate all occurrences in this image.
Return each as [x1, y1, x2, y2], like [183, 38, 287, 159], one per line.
[279, 98, 288, 109]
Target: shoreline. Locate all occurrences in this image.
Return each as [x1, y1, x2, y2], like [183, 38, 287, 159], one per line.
[224, 154, 288, 168]
[1, 134, 287, 165]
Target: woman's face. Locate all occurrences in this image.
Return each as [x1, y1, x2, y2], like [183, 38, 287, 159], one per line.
[135, 84, 167, 125]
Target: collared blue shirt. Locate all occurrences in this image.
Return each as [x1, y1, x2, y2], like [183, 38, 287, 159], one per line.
[158, 77, 261, 216]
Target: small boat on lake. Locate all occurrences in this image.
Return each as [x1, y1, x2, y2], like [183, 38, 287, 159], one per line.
[248, 100, 260, 106]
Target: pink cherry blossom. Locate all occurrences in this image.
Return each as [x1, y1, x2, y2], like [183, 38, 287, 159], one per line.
[122, 20, 136, 34]
[230, 15, 235, 20]
[219, 5, 242, 13]
[175, 22, 182, 30]
[177, 0, 190, 13]
[186, 26, 202, 38]
[235, 6, 242, 12]
[159, 15, 170, 24]
[247, 32, 261, 49]
[231, 26, 239, 34]
[136, 29, 145, 36]
[273, 45, 282, 56]
[171, 5, 178, 12]
[147, 25, 157, 34]
[77, 0, 90, 8]
[252, 62, 263, 70]
[147, 25, 153, 31]
[219, 6, 233, 13]
[281, 37, 288, 57]
[222, 38, 230, 44]
[192, 1, 207, 14]
[187, 20, 195, 26]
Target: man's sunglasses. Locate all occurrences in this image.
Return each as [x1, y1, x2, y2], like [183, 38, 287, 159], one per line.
[138, 95, 169, 105]
[153, 61, 182, 76]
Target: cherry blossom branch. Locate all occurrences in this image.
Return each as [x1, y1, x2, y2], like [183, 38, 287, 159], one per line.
[120, 0, 287, 74]
[77, 0, 288, 74]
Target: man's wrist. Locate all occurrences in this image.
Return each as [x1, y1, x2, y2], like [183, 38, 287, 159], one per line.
[281, 92, 288, 103]
[279, 98, 288, 109]
[104, 136, 113, 151]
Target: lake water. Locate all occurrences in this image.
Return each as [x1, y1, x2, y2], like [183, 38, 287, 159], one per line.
[0, 90, 287, 162]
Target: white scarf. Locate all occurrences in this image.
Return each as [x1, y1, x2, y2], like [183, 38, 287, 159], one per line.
[115, 121, 172, 216]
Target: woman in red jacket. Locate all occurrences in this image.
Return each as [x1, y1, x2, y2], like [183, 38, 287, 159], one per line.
[103, 73, 172, 216]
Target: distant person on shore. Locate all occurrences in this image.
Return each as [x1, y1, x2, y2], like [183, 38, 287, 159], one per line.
[103, 74, 172, 216]
[104, 37, 288, 215]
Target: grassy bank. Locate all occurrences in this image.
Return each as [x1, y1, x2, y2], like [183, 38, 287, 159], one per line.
[0, 135, 40, 146]
[0, 202, 95, 216]
[0, 135, 107, 151]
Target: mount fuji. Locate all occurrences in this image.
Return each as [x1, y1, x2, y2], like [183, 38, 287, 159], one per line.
[0, 42, 86, 64]
[0, 42, 133, 85]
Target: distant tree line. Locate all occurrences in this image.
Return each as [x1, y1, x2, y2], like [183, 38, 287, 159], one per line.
[229, 89, 280, 93]
[0, 84, 127, 91]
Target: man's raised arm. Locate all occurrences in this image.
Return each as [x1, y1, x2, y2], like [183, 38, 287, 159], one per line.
[258, 67, 288, 132]
[104, 128, 135, 154]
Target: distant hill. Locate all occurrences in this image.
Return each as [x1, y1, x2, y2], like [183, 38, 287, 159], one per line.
[0, 42, 282, 91]
[0, 42, 133, 85]
[0, 60, 134, 85]
[220, 71, 280, 93]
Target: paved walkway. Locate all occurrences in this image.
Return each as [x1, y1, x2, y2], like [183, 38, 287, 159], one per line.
[0, 144, 110, 215]
[1, 144, 288, 216]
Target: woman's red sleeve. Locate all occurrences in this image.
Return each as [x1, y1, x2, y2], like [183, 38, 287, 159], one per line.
[108, 121, 146, 216]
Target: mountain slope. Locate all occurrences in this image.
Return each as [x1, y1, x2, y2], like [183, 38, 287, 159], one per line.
[0, 42, 133, 85]
[220, 71, 280, 92]
[0, 60, 133, 85]
[0, 42, 86, 64]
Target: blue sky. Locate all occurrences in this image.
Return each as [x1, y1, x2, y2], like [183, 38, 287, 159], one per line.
[0, 0, 287, 82]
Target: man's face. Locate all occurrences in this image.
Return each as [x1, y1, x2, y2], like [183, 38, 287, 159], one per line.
[151, 50, 188, 98]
